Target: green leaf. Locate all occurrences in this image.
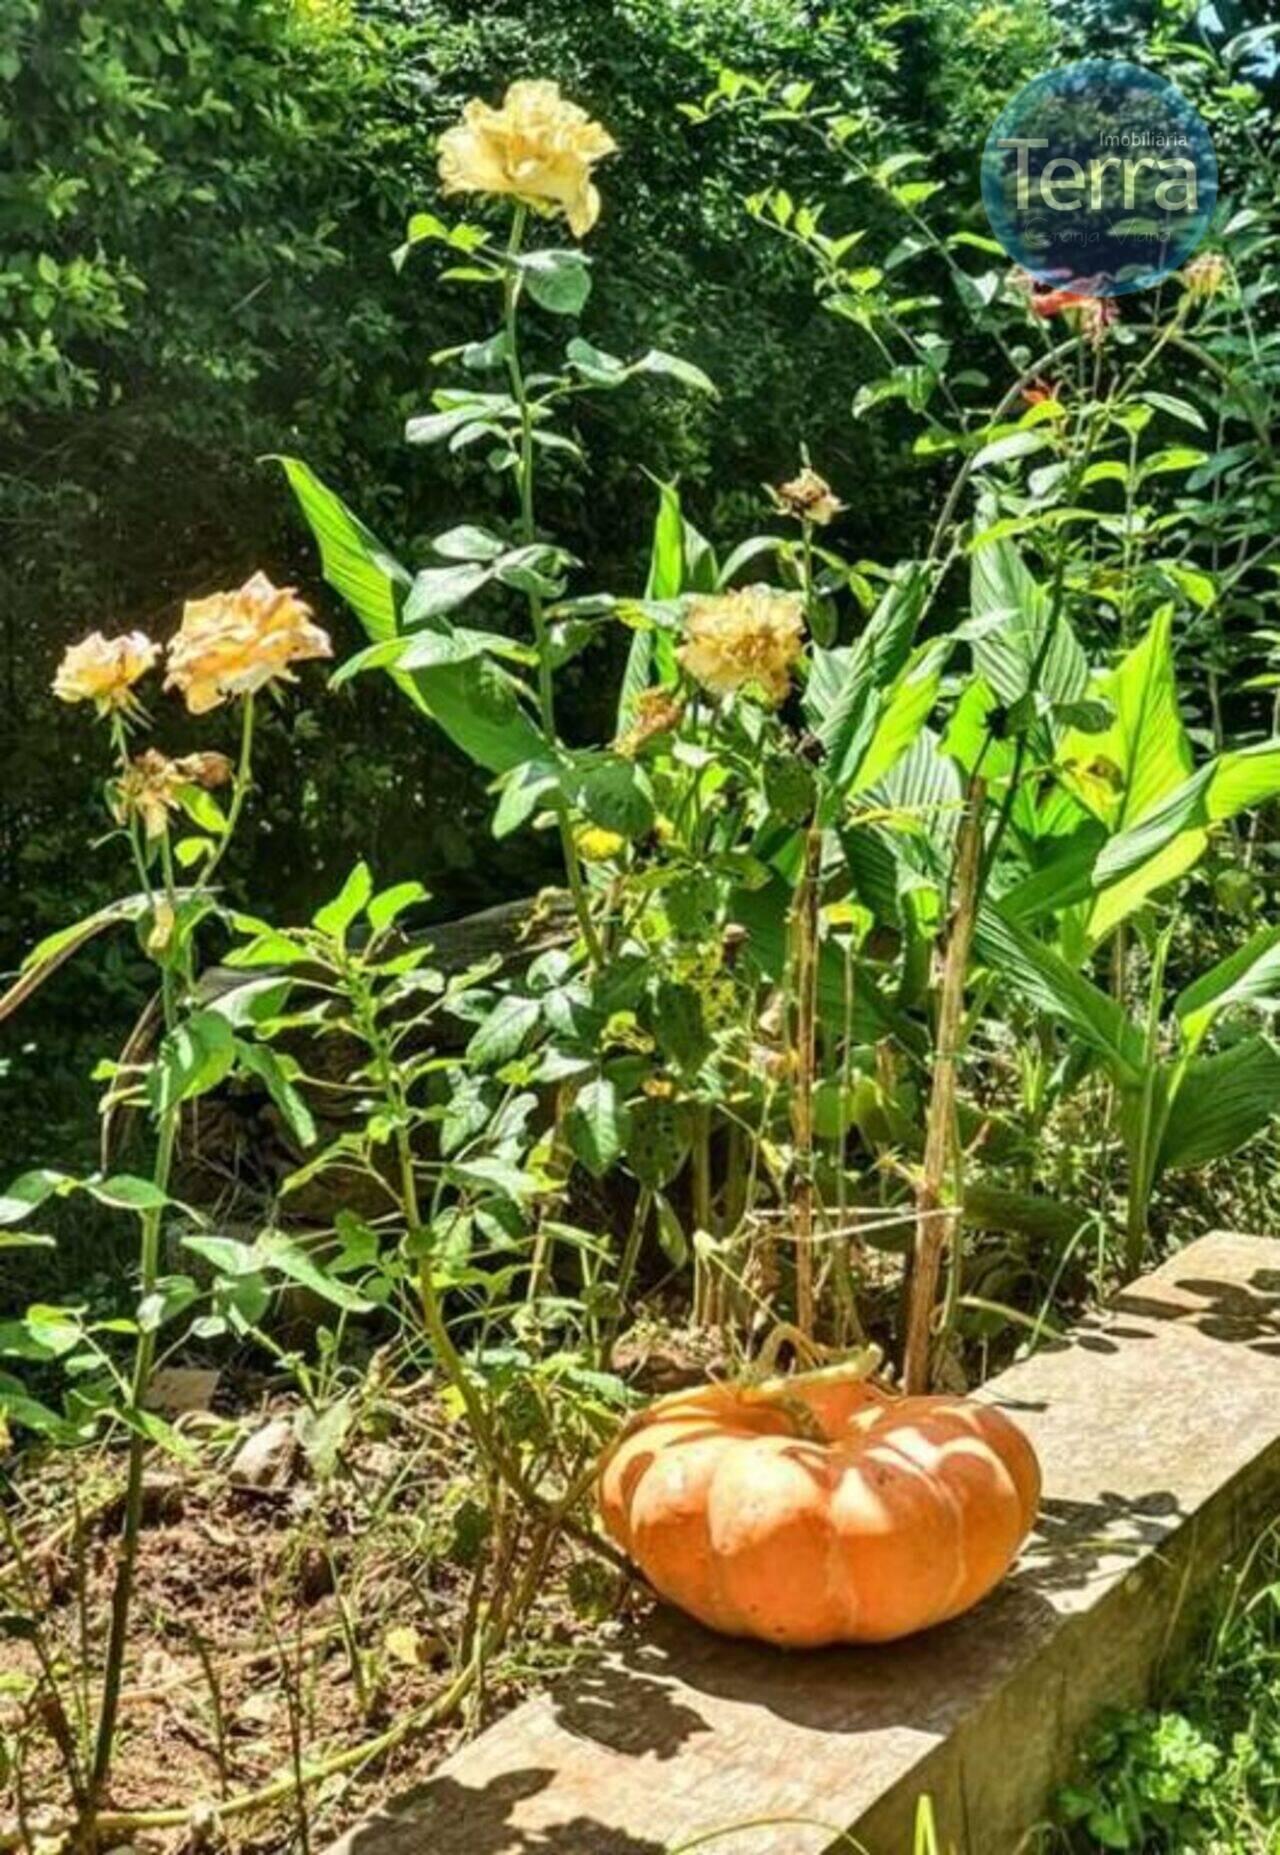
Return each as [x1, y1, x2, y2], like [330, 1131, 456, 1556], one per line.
[2, 894, 156, 1024]
[273, 455, 423, 710]
[616, 479, 710, 732]
[1062, 607, 1198, 940]
[277, 458, 541, 773]
[967, 530, 1087, 711]
[446, 1156, 546, 1200]
[630, 349, 717, 395]
[519, 248, 591, 315]
[313, 862, 373, 941]
[577, 759, 655, 841]
[1140, 446, 1209, 481]
[236, 1044, 317, 1149]
[404, 562, 492, 623]
[433, 525, 505, 561]
[1159, 1037, 1280, 1172]
[850, 637, 949, 794]
[808, 564, 927, 789]
[0, 1170, 70, 1227]
[566, 1078, 629, 1177]
[86, 1176, 176, 1214]
[654, 1192, 688, 1266]
[1093, 740, 1280, 908]
[466, 995, 541, 1067]
[151, 1012, 236, 1116]
[367, 881, 428, 933]
[1140, 391, 1207, 432]
[256, 1232, 373, 1312]
[1174, 924, 1280, 1054]
[974, 903, 1144, 1084]
[492, 759, 561, 839]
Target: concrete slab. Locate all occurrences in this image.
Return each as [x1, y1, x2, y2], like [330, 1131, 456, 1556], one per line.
[328, 1232, 1280, 1855]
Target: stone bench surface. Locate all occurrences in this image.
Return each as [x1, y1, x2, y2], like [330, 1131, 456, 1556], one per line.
[329, 1232, 1280, 1855]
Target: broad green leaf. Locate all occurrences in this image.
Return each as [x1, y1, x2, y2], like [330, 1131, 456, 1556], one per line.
[1060, 607, 1198, 940]
[1174, 924, 1280, 1053]
[968, 530, 1087, 711]
[974, 903, 1144, 1084]
[1093, 740, 1280, 900]
[809, 564, 927, 789]
[492, 758, 561, 839]
[850, 637, 949, 794]
[86, 1176, 176, 1214]
[273, 456, 423, 710]
[1159, 1037, 1280, 1172]
[616, 480, 708, 730]
[276, 458, 541, 772]
[2, 894, 156, 1025]
[433, 525, 505, 561]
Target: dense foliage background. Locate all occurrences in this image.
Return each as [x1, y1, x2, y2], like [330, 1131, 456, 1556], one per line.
[0, 0, 1274, 1174]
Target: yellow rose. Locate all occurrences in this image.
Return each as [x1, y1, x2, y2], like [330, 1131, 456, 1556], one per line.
[53, 630, 158, 716]
[112, 748, 233, 839]
[165, 572, 332, 715]
[438, 80, 617, 238]
[677, 586, 805, 706]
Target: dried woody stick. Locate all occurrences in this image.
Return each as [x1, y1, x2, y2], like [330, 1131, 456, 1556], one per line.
[903, 776, 986, 1394]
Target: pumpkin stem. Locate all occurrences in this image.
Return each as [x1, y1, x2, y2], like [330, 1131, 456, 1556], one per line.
[736, 1348, 885, 1441]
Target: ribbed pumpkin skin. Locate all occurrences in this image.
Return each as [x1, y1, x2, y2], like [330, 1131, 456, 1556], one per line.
[598, 1376, 1040, 1647]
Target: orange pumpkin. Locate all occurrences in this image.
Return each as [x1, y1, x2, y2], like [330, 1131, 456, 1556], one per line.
[598, 1369, 1040, 1647]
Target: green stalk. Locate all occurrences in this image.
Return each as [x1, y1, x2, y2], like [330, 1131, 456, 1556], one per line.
[501, 207, 603, 967]
[86, 1108, 178, 1815]
[1122, 925, 1174, 1280]
[199, 692, 255, 891]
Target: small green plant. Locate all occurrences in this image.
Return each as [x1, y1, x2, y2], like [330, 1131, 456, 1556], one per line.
[1059, 1527, 1280, 1852]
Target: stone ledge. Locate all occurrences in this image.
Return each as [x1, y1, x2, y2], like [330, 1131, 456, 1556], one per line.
[329, 1231, 1280, 1855]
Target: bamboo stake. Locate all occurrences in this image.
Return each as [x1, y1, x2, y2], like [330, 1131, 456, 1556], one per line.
[903, 776, 986, 1394]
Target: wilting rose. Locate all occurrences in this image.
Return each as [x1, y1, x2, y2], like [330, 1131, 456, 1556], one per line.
[165, 572, 331, 715]
[53, 631, 158, 716]
[615, 689, 684, 759]
[1182, 252, 1227, 300]
[438, 80, 616, 238]
[1019, 276, 1118, 344]
[112, 748, 234, 839]
[770, 467, 843, 527]
[678, 586, 805, 706]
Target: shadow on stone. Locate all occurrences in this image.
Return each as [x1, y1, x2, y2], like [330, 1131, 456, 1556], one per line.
[337, 1765, 668, 1855]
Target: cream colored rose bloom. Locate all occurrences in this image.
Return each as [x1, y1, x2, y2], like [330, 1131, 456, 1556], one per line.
[165, 572, 332, 714]
[53, 631, 158, 715]
[678, 586, 805, 706]
[112, 748, 233, 839]
[438, 80, 616, 238]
